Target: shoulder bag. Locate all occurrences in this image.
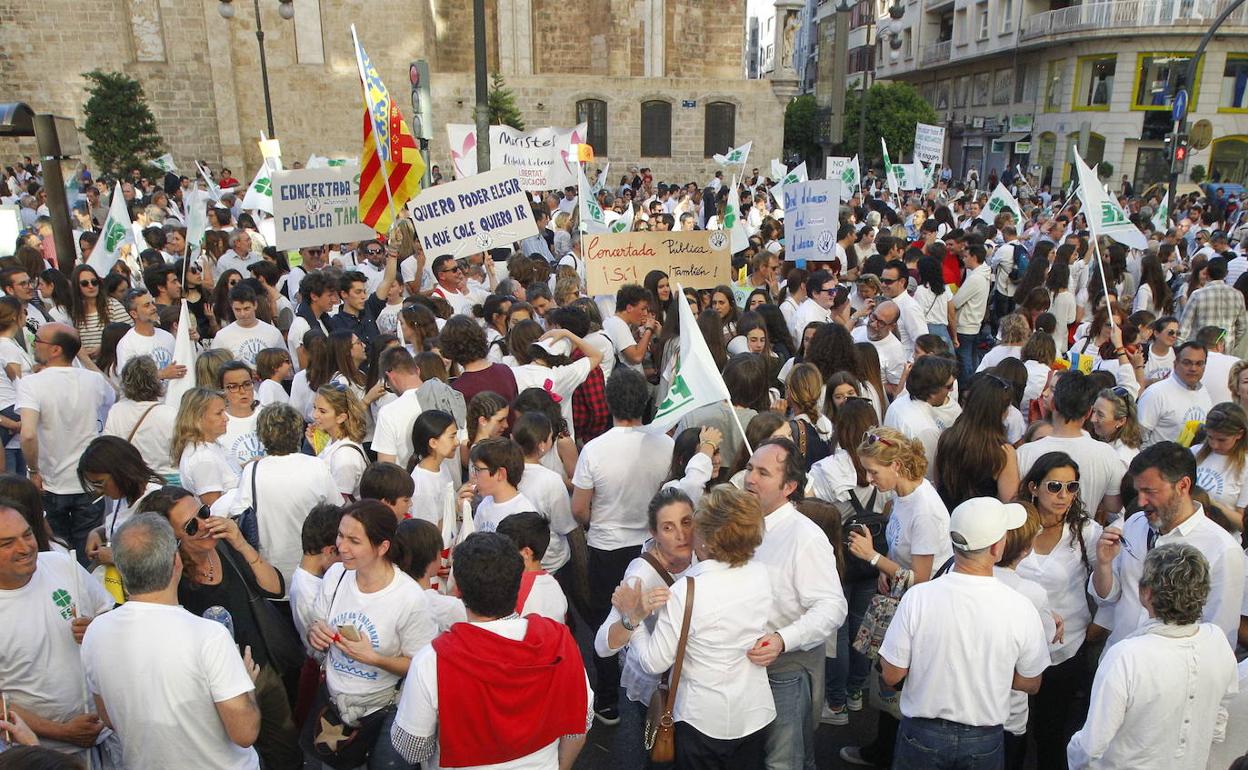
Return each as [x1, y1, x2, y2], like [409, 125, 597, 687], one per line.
[235, 460, 261, 549]
[640, 552, 675, 587]
[852, 568, 912, 660]
[219, 544, 305, 674]
[645, 576, 695, 763]
[125, 403, 159, 444]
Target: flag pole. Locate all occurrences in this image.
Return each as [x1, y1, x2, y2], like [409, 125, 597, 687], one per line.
[350, 24, 402, 239]
[725, 399, 754, 457]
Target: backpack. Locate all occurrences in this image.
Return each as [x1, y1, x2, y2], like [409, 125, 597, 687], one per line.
[789, 418, 831, 471]
[842, 488, 890, 583]
[1007, 241, 1030, 282]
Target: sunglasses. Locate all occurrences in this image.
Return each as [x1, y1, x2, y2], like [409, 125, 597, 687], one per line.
[860, 430, 894, 449]
[438, 266, 462, 275]
[1043, 480, 1080, 494]
[1109, 385, 1133, 402]
[879, 276, 902, 285]
[189, 265, 202, 274]
[982, 372, 1011, 390]
[182, 505, 211, 537]
[364, 249, 383, 256]
[79, 279, 99, 288]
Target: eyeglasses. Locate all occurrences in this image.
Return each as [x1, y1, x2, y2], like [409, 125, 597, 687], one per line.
[1162, 328, 1179, 336]
[84, 475, 108, 490]
[32, 337, 52, 346]
[182, 505, 211, 537]
[223, 381, 254, 392]
[1043, 480, 1080, 494]
[982, 372, 1011, 390]
[79, 279, 99, 288]
[471, 464, 492, 475]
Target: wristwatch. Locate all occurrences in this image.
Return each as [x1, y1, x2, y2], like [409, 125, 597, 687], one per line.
[870, 553, 881, 567]
[620, 615, 638, 632]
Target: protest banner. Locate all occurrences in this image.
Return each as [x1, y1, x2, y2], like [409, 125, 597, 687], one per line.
[272, 163, 374, 250]
[408, 166, 538, 260]
[783, 180, 842, 262]
[488, 123, 587, 191]
[913, 123, 946, 165]
[584, 231, 731, 296]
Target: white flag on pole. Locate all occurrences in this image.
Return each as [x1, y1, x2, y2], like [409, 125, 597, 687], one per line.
[1152, 192, 1170, 232]
[770, 159, 787, 181]
[241, 165, 274, 214]
[645, 282, 735, 432]
[770, 162, 808, 211]
[153, 154, 177, 174]
[184, 188, 210, 256]
[978, 183, 1023, 224]
[724, 175, 750, 253]
[164, 300, 198, 408]
[578, 163, 608, 234]
[1073, 149, 1147, 250]
[607, 202, 634, 233]
[881, 139, 899, 197]
[89, 182, 135, 275]
[591, 162, 611, 194]
[713, 141, 753, 168]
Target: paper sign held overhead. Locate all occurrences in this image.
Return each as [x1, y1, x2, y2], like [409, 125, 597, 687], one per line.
[783, 180, 843, 263]
[488, 123, 588, 191]
[913, 123, 946, 166]
[584, 231, 732, 296]
[272, 164, 374, 250]
[408, 166, 539, 260]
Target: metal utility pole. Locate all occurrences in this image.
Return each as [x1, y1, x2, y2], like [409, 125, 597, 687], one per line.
[32, 115, 77, 274]
[473, 0, 491, 172]
[829, 1, 852, 145]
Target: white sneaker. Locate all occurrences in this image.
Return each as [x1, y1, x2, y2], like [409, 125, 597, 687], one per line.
[820, 703, 849, 726]
[847, 689, 865, 711]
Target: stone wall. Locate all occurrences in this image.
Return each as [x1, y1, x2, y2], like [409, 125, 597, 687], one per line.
[0, 0, 783, 186]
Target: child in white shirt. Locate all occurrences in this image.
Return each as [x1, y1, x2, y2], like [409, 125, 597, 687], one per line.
[497, 511, 569, 623]
[288, 502, 343, 650]
[394, 518, 467, 632]
[255, 347, 292, 407]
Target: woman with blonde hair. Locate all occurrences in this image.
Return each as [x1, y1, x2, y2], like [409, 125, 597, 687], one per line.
[172, 387, 237, 509]
[312, 384, 369, 502]
[1089, 386, 1143, 467]
[1231, 359, 1248, 409]
[977, 313, 1030, 371]
[785, 362, 832, 469]
[1194, 402, 1248, 530]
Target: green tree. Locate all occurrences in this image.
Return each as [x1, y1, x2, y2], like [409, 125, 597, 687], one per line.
[784, 94, 819, 164]
[487, 72, 525, 130]
[81, 70, 164, 178]
[838, 82, 939, 170]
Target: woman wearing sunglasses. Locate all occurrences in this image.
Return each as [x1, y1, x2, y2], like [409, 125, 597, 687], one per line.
[1015, 450, 1101, 770]
[142, 485, 300, 770]
[69, 264, 130, 359]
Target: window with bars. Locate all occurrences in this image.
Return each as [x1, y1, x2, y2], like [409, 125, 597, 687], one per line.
[576, 99, 609, 157]
[640, 100, 672, 157]
[704, 102, 736, 158]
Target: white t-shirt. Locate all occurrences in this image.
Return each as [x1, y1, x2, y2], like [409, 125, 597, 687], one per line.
[913, 285, 953, 326]
[993, 567, 1057, 735]
[1195, 446, 1248, 516]
[0, 336, 31, 410]
[602, 315, 643, 373]
[1143, 345, 1176, 383]
[883, 393, 944, 476]
[231, 454, 341, 584]
[179, 442, 240, 500]
[115, 326, 176, 375]
[0, 553, 114, 754]
[572, 426, 674, 550]
[977, 344, 1023, 372]
[852, 325, 906, 385]
[512, 359, 593, 443]
[473, 491, 538, 532]
[16, 366, 115, 493]
[425, 587, 468, 632]
[517, 461, 577, 572]
[520, 572, 569, 622]
[290, 370, 316, 421]
[410, 463, 457, 525]
[289, 566, 322, 649]
[320, 439, 368, 500]
[1137, 374, 1213, 446]
[1204, 350, 1237, 406]
[285, 313, 327, 373]
[103, 399, 178, 477]
[885, 479, 952, 570]
[371, 389, 424, 468]
[1016, 518, 1102, 665]
[256, 379, 289, 407]
[218, 410, 264, 471]
[879, 571, 1050, 726]
[313, 563, 437, 723]
[82, 601, 260, 770]
[212, 320, 285, 366]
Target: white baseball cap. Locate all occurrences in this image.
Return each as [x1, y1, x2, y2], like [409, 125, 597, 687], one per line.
[949, 497, 1028, 552]
[535, 336, 572, 358]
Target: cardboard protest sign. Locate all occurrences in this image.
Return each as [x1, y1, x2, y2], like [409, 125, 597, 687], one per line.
[488, 123, 587, 191]
[272, 164, 374, 250]
[913, 123, 946, 166]
[783, 180, 842, 262]
[584, 231, 731, 295]
[408, 167, 539, 259]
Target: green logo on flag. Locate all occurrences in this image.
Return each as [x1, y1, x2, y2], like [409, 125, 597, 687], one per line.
[723, 208, 737, 230]
[104, 220, 127, 252]
[988, 197, 1007, 213]
[1100, 201, 1126, 226]
[51, 588, 74, 620]
[653, 358, 694, 421]
[328, 159, 346, 167]
[727, 150, 743, 163]
[588, 201, 603, 222]
[255, 177, 272, 196]
[610, 218, 628, 233]
[841, 167, 856, 185]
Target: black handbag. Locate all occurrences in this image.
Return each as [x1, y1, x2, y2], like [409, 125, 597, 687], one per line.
[234, 460, 261, 549]
[219, 546, 306, 674]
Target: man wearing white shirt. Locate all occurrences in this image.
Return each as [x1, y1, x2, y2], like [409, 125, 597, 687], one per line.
[212, 285, 285, 367]
[880, 260, 928, 358]
[744, 438, 848, 770]
[852, 299, 907, 396]
[1136, 342, 1214, 447]
[954, 245, 991, 385]
[988, 226, 1023, 319]
[115, 288, 185, 381]
[601, 284, 657, 376]
[879, 497, 1049, 769]
[428, 255, 480, 316]
[1070, 543, 1238, 769]
[883, 356, 958, 473]
[788, 270, 837, 345]
[216, 229, 264, 277]
[354, 239, 389, 295]
[82, 513, 261, 769]
[372, 347, 424, 468]
[1196, 325, 1237, 405]
[1093, 442, 1244, 655]
[286, 271, 335, 372]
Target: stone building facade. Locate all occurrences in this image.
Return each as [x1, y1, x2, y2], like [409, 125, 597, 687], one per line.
[0, 0, 786, 184]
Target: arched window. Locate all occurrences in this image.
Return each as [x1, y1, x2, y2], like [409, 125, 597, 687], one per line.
[704, 101, 737, 158]
[576, 99, 608, 157]
[641, 100, 672, 157]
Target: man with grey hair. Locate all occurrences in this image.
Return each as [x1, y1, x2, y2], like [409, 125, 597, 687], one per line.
[872, 498, 1049, 769]
[81, 513, 262, 769]
[216, 228, 263, 277]
[1068, 543, 1238, 769]
[114, 288, 184, 380]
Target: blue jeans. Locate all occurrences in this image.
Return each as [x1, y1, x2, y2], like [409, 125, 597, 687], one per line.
[764, 668, 816, 770]
[613, 693, 655, 770]
[43, 491, 104, 565]
[956, 332, 983, 388]
[895, 716, 1005, 770]
[366, 709, 416, 770]
[825, 578, 876, 709]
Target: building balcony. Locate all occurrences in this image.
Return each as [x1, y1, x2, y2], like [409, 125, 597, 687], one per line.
[1020, 0, 1248, 42]
[920, 39, 953, 65]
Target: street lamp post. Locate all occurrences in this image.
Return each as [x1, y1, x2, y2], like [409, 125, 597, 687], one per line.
[218, 0, 294, 139]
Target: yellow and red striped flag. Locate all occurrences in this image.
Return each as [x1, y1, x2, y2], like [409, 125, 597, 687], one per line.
[352, 28, 426, 234]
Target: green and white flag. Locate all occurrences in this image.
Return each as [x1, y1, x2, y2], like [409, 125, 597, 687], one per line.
[184, 187, 210, 256]
[843, 155, 861, 189]
[1152, 192, 1169, 232]
[607, 202, 633, 233]
[578, 163, 607, 234]
[1073, 149, 1147, 250]
[162, 298, 198, 408]
[153, 153, 177, 174]
[770, 159, 787, 181]
[724, 174, 750, 253]
[591, 162, 610, 194]
[89, 181, 135, 275]
[241, 164, 274, 214]
[645, 282, 735, 432]
[713, 141, 753, 168]
[881, 139, 899, 197]
[978, 183, 1023, 224]
[771, 162, 808, 210]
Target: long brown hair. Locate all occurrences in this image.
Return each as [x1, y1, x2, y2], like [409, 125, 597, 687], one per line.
[69, 265, 108, 326]
[935, 373, 1012, 501]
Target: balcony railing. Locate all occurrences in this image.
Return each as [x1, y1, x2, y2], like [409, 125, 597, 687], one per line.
[920, 39, 953, 65]
[1020, 0, 1248, 41]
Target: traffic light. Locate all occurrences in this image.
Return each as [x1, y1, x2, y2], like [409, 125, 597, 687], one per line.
[1173, 133, 1189, 173]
